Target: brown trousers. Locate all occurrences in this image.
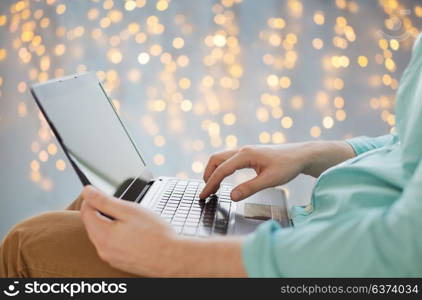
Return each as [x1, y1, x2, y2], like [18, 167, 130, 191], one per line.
[0, 196, 136, 278]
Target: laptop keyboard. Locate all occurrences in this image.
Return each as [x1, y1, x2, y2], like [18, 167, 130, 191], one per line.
[153, 179, 233, 237]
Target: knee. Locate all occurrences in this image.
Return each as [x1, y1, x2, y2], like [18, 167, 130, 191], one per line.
[0, 211, 81, 277]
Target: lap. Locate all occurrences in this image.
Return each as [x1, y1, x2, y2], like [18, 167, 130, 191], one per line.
[1, 210, 137, 277]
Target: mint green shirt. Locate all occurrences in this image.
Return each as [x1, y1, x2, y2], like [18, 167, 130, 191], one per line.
[242, 34, 422, 277]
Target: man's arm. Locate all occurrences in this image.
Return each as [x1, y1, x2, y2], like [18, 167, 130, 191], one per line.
[300, 140, 356, 178]
[199, 140, 356, 200]
[80, 186, 247, 277]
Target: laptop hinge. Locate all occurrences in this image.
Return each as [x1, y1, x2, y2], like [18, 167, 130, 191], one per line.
[135, 180, 154, 203]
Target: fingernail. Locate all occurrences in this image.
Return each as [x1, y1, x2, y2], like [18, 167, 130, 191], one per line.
[231, 190, 242, 201]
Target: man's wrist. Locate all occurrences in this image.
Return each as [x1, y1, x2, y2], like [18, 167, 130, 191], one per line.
[157, 235, 247, 277]
[300, 140, 356, 177]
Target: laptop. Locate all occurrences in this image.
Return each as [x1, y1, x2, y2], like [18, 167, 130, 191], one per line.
[30, 72, 291, 237]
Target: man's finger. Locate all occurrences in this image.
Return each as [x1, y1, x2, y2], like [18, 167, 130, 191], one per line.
[203, 150, 237, 182]
[82, 186, 136, 221]
[80, 201, 113, 247]
[230, 172, 274, 201]
[199, 153, 249, 199]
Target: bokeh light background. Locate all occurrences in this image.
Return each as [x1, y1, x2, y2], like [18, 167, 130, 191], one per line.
[0, 0, 421, 237]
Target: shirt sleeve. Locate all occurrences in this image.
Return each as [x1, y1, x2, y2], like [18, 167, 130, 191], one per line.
[345, 134, 395, 156]
[242, 159, 422, 277]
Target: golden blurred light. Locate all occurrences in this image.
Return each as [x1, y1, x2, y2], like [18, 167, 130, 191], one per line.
[108, 48, 123, 64]
[281, 116, 293, 128]
[310, 126, 321, 138]
[256, 107, 269, 122]
[18, 102, 27, 117]
[334, 96, 345, 108]
[269, 34, 281, 46]
[153, 154, 165, 165]
[31, 142, 40, 153]
[109, 10, 123, 23]
[179, 78, 191, 90]
[56, 159, 66, 171]
[21, 30, 33, 42]
[192, 161, 204, 173]
[0, 0, 417, 188]
[223, 113, 236, 125]
[288, 0, 303, 18]
[385, 58, 396, 72]
[415, 6, 422, 17]
[156, 0, 169, 11]
[172, 37, 185, 49]
[316, 91, 329, 107]
[213, 34, 227, 47]
[279, 76, 291, 89]
[128, 22, 140, 34]
[177, 55, 189, 67]
[313, 11, 325, 25]
[100, 17, 111, 28]
[382, 74, 392, 86]
[225, 135, 237, 148]
[127, 68, 141, 82]
[336, 109, 347, 121]
[39, 150, 49, 162]
[266, 74, 279, 88]
[41, 178, 53, 191]
[91, 28, 102, 39]
[181, 99, 193, 111]
[0, 48, 6, 61]
[323, 116, 334, 129]
[125, 0, 137, 11]
[30, 171, 41, 183]
[135, 32, 147, 43]
[259, 131, 271, 143]
[0, 15, 7, 26]
[357, 55, 368, 67]
[31, 160, 40, 172]
[312, 38, 324, 50]
[333, 78, 344, 90]
[87, 8, 99, 20]
[103, 0, 114, 10]
[40, 56, 50, 71]
[150, 44, 163, 56]
[333, 36, 348, 49]
[47, 143, 58, 155]
[56, 4, 66, 15]
[154, 135, 166, 147]
[290, 96, 303, 110]
[389, 39, 399, 51]
[336, 0, 347, 10]
[378, 38, 388, 50]
[272, 131, 286, 144]
[137, 52, 150, 64]
[202, 76, 214, 88]
[17, 81, 26, 93]
[268, 18, 285, 29]
[208, 122, 220, 136]
[152, 99, 166, 111]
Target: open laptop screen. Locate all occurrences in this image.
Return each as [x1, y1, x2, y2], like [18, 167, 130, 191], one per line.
[30, 72, 153, 201]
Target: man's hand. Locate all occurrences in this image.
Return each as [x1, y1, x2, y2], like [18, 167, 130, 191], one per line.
[199, 144, 310, 201]
[200, 141, 356, 201]
[80, 186, 178, 276]
[81, 186, 247, 277]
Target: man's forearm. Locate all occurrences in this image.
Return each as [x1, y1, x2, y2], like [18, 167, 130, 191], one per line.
[301, 140, 356, 178]
[159, 236, 247, 277]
